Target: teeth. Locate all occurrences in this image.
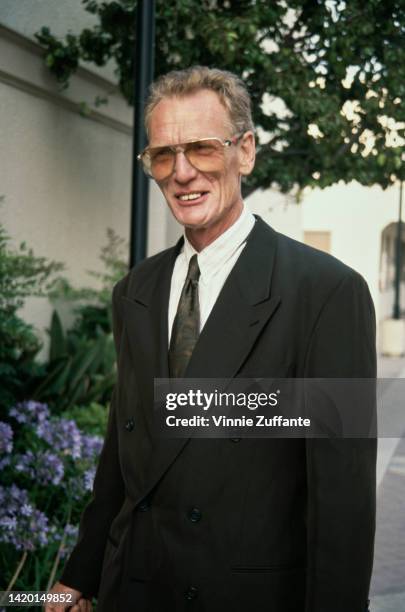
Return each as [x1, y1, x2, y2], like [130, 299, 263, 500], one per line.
[178, 192, 202, 201]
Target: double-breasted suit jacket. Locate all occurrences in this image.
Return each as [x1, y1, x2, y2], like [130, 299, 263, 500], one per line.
[61, 216, 376, 612]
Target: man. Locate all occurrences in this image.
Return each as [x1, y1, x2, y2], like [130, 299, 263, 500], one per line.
[48, 66, 376, 612]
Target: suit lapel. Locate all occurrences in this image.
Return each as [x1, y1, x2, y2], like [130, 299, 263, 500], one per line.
[120, 239, 182, 391]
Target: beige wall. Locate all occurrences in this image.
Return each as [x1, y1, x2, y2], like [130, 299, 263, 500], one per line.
[247, 187, 303, 242]
[0, 23, 175, 360]
[301, 181, 403, 328]
[303, 230, 331, 254]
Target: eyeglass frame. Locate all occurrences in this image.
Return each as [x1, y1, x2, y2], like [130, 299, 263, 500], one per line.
[137, 132, 246, 179]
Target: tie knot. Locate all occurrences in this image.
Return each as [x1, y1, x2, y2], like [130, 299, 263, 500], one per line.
[186, 254, 200, 283]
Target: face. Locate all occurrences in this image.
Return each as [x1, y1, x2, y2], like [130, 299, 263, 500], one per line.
[147, 89, 255, 250]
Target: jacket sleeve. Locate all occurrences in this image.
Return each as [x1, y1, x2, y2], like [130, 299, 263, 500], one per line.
[59, 280, 126, 597]
[303, 271, 376, 612]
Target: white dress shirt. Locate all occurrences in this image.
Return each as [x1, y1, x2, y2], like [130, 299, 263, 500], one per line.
[168, 202, 256, 342]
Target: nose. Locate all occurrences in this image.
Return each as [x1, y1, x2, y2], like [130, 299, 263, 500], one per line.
[173, 151, 198, 182]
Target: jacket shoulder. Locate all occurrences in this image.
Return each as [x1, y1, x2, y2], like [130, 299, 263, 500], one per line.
[112, 244, 178, 300]
[273, 228, 366, 291]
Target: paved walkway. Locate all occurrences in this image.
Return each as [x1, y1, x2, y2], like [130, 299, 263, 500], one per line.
[370, 356, 405, 611]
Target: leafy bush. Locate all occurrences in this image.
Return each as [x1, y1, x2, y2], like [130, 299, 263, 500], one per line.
[62, 402, 108, 437]
[31, 310, 116, 413]
[30, 228, 128, 412]
[0, 211, 64, 417]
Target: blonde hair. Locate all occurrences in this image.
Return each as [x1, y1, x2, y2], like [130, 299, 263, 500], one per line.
[144, 66, 254, 136]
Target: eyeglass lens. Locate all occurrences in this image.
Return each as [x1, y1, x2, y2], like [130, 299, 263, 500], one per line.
[146, 139, 226, 180]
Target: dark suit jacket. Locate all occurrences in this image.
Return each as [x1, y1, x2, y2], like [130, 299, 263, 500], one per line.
[61, 216, 376, 612]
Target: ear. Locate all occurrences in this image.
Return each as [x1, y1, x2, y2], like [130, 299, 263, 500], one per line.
[238, 131, 256, 176]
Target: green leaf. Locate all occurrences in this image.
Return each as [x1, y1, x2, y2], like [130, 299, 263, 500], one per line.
[49, 310, 66, 362]
[32, 358, 70, 398]
[67, 341, 104, 391]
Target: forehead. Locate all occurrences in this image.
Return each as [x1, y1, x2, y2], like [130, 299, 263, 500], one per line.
[148, 89, 233, 145]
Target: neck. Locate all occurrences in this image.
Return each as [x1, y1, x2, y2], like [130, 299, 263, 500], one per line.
[185, 200, 244, 252]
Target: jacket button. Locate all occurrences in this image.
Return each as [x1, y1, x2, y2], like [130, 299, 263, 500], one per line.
[230, 437, 241, 443]
[124, 418, 134, 431]
[188, 507, 202, 523]
[185, 586, 198, 600]
[138, 499, 150, 512]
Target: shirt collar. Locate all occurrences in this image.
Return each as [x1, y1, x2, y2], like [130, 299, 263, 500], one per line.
[182, 201, 256, 285]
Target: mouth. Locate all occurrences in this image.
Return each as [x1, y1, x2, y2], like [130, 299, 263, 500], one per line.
[174, 191, 209, 205]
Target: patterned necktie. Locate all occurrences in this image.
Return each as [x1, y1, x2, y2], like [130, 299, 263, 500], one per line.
[169, 254, 201, 378]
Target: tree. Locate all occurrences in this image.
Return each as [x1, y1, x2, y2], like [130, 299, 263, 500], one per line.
[35, 0, 405, 195]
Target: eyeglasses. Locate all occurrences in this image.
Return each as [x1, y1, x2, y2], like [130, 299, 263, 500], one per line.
[137, 133, 244, 180]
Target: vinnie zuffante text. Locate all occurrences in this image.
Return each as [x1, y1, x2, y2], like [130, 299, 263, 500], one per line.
[163, 389, 311, 429]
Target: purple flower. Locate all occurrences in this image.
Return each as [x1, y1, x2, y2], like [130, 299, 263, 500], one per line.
[81, 434, 103, 461]
[9, 401, 50, 427]
[0, 422, 13, 454]
[83, 467, 96, 492]
[0, 516, 17, 531]
[0, 485, 50, 551]
[21, 504, 33, 517]
[58, 523, 79, 559]
[63, 474, 87, 501]
[14, 450, 64, 486]
[0, 456, 11, 470]
[37, 418, 82, 460]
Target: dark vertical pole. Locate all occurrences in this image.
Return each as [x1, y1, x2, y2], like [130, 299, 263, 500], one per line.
[393, 181, 403, 319]
[129, 0, 156, 268]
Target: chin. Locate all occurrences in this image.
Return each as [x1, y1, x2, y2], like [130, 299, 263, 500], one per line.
[172, 206, 212, 229]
